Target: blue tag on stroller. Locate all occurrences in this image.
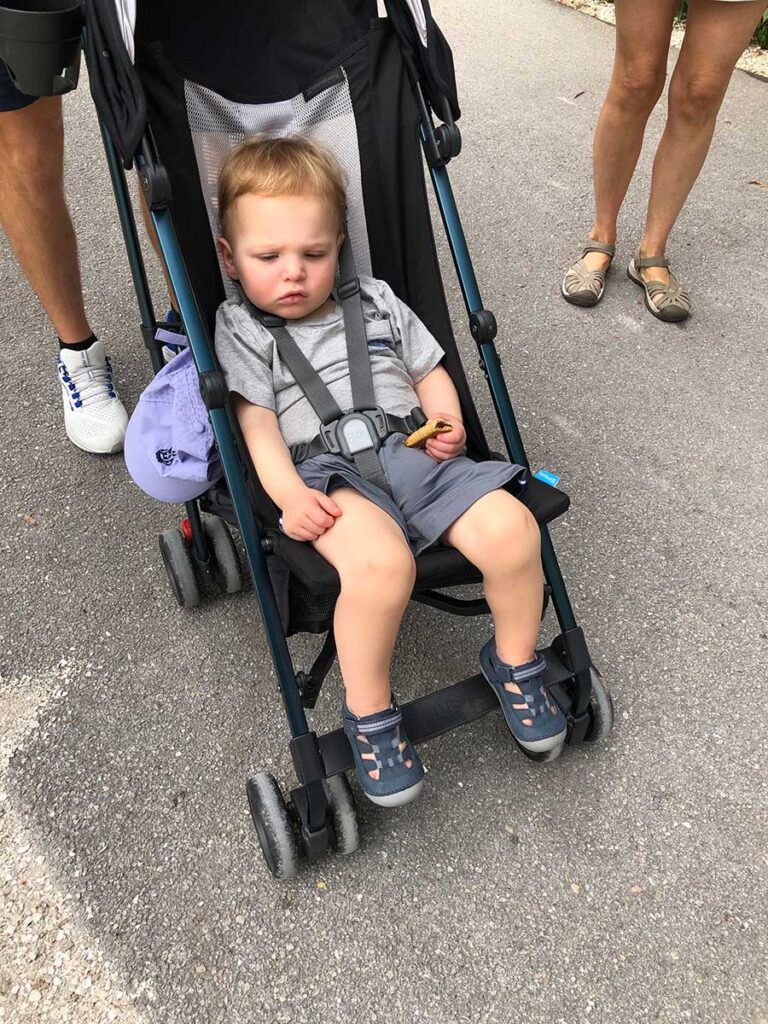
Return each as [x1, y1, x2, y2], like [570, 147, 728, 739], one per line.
[534, 469, 561, 487]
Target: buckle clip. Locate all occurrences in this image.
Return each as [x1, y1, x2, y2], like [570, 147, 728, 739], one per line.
[320, 408, 388, 459]
[336, 276, 360, 301]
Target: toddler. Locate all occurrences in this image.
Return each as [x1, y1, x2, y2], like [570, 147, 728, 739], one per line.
[215, 136, 566, 807]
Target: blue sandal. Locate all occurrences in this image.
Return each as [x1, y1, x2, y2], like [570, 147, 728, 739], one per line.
[342, 700, 424, 807]
[480, 640, 567, 753]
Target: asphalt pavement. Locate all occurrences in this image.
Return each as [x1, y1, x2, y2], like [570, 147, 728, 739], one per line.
[1, 1, 766, 1022]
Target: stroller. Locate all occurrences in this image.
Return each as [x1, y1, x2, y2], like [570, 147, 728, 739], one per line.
[0, 0, 614, 878]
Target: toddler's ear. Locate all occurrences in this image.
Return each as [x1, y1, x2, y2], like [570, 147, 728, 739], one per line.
[336, 231, 345, 252]
[218, 237, 238, 280]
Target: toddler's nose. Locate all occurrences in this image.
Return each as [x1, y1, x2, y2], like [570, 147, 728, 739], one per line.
[283, 259, 306, 281]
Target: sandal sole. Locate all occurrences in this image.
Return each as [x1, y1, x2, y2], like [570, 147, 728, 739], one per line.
[627, 263, 691, 323]
[362, 777, 424, 808]
[561, 282, 603, 308]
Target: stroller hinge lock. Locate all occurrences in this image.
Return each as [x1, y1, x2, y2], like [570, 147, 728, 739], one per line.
[433, 121, 462, 165]
[137, 131, 172, 210]
[469, 309, 497, 345]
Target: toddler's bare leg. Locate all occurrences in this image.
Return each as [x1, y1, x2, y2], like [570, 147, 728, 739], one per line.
[442, 490, 542, 720]
[312, 488, 416, 718]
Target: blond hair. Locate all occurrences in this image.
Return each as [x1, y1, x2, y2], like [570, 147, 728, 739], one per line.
[217, 135, 347, 236]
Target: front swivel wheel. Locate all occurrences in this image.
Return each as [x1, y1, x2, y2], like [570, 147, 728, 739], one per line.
[323, 774, 360, 855]
[583, 667, 614, 743]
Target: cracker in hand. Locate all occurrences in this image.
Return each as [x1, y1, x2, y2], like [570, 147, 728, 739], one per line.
[403, 418, 454, 449]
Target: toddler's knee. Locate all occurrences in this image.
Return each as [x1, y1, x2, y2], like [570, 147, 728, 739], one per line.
[482, 501, 540, 569]
[341, 542, 415, 601]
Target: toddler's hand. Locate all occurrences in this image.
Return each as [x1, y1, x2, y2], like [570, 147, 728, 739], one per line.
[424, 414, 466, 461]
[281, 485, 342, 542]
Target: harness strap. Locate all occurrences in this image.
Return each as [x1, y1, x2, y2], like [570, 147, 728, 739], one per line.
[338, 238, 377, 412]
[353, 448, 390, 494]
[267, 321, 344, 427]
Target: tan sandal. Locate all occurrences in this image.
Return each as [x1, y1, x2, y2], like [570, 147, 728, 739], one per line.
[627, 252, 692, 323]
[561, 240, 615, 308]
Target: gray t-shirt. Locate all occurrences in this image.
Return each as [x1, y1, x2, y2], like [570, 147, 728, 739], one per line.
[214, 275, 445, 448]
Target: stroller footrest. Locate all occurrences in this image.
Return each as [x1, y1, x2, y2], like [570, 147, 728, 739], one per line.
[318, 646, 573, 777]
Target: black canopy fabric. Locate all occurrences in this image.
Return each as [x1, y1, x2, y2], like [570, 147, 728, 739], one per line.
[84, 0, 145, 167]
[135, 0, 378, 105]
[382, 0, 460, 120]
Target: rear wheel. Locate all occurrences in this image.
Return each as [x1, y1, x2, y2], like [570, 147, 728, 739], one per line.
[159, 528, 200, 608]
[246, 773, 301, 879]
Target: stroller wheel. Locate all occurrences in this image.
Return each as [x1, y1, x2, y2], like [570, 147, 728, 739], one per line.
[323, 774, 360, 856]
[202, 516, 243, 594]
[159, 529, 200, 609]
[583, 667, 614, 743]
[246, 772, 300, 879]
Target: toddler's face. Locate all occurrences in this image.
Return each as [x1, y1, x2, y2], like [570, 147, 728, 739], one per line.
[219, 193, 342, 320]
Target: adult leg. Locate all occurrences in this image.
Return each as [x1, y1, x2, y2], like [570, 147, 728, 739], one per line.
[580, 0, 678, 274]
[638, 0, 765, 287]
[311, 487, 416, 719]
[0, 86, 128, 453]
[0, 96, 91, 343]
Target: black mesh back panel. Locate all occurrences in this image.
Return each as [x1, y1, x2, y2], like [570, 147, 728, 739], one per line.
[133, 1, 489, 456]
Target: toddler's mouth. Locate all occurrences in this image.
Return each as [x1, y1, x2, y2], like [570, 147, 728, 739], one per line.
[278, 291, 307, 304]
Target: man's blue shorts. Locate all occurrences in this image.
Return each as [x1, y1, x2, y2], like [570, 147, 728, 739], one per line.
[0, 58, 38, 112]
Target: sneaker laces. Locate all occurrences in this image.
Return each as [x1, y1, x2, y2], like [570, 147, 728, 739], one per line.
[60, 357, 116, 409]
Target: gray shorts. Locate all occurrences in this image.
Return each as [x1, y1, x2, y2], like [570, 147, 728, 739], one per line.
[296, 433, 526, 555]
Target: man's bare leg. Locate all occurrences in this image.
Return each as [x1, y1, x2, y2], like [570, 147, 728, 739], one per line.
[0, 92, 128, 452]
[0, 95, 92, 343]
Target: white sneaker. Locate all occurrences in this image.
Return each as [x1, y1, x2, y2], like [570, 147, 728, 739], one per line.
[57, 340, 129, 454]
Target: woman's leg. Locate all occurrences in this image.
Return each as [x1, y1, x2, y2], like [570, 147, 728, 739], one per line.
[441, 489, 542, 664]
[638, 0, 765, 288]
[311, 488, 416, 719]
[581, 0, 678, 274]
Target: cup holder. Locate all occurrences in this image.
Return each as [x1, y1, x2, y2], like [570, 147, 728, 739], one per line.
[0, 1, 83, 97]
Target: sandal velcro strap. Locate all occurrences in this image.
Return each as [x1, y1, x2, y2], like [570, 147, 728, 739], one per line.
[635, 254, 670, 269]
[349, 705, 403, 737]
[580, 240, 615, 259]
[482, 650, 547, 685]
